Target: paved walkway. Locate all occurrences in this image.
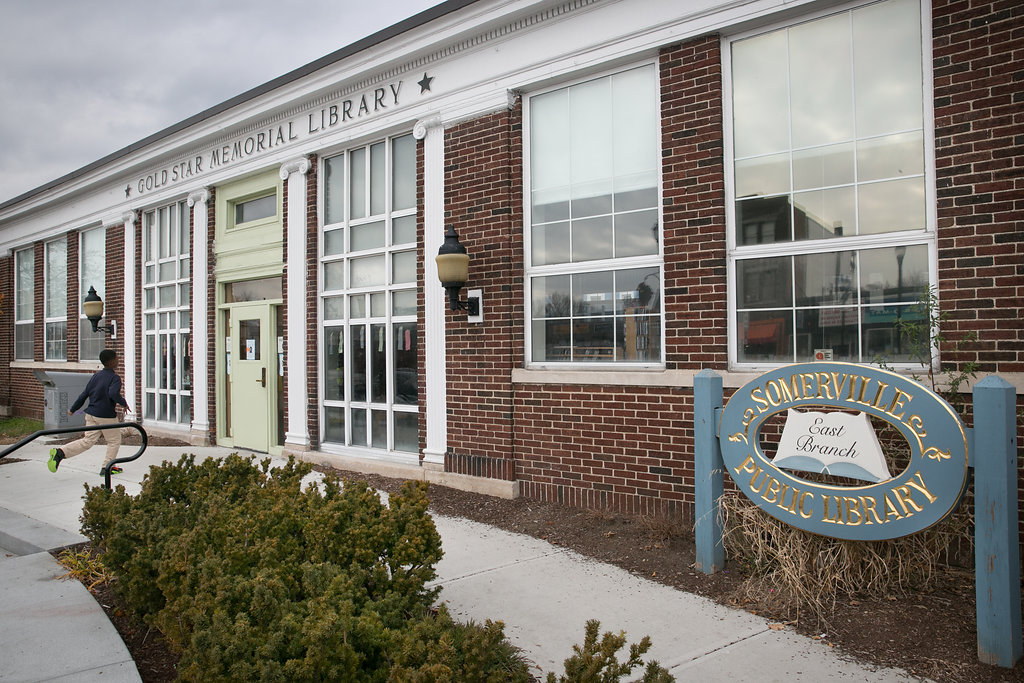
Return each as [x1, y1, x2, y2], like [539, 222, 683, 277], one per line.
[0, 441, 920, 681]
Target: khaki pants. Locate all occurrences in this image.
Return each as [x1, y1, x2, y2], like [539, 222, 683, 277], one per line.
[62, 414, 121, 466]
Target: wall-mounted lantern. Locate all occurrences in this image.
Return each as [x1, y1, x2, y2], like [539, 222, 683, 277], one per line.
[435, 225, 480, 316]
[83, 286, 117, 338]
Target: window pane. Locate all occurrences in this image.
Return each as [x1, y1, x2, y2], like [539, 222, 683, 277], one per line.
[619, 313, 661, 361]
[350, 326, 366, 402]
[858, 177, 925, 234]
[239, 320, 260, 360]
[350, 147, 366, 219]
[737, 257, 791, 309]
[532, 274, 571, 319]
[615, 267, 660, 314]
[15, 324, 33, 360]
[857, 131, 924, 182]
[795, 307, 858, 361]
[735, 153, 790, 199]
[45, 321, 66, 360]
[572, 271, 614, 316]
[532, 221, 570, 266]
[533, 318, 570, 362]
[793, 187, 855, 241]
[370, 142, 386, 215]
[571, 216, 613, 262]
[324, 227, 344, 256]
[789, 12, 853, 148]
[394, 322, 417, 405]
[235, 194, 276, 224]
[324, 296, 344, 320]
[863, 303, 919, 361]
[46, 240, 67, 318]
[392, 251, 416, 284]
[350, 255, 385, 287]
[370, 324, 386, 404]
[393, 411, 418, 453]
[853, 0, 923, 138]
[393, 291, 417, 316]
[792, 143, 855, 191]
[732, 28, 789, 157]
[738, 310, 793, 363]
[324, 327, 344, 402]
[81, 229, 105, 300]
[614, 209, 659, 258]
[80, 319, 105, 360]
[324, 155, 346, 225]
[392, 134, 416, 211]
[859, 245, 927, 304]
[350, 294, 366, 319]
[371, 410, 387, 449]
[15, 249, 33, 321]
[324, 406, 345, 443]
[351, 408, 367, 446]
[392, 215, 416, 245]
[572, 317, 615, 361]
[351, 220, 385, 251]
[324, 261, 345, 291]
[794, 251, 856, 308]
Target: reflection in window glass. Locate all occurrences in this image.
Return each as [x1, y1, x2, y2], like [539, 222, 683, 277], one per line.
[44, 240, 67, 361]
[735, 244, 927, 363]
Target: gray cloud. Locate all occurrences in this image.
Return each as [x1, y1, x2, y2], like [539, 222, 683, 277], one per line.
[0, 0, 439, 202]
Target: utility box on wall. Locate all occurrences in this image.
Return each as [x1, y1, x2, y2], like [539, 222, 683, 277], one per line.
[34, 371, 90, 430]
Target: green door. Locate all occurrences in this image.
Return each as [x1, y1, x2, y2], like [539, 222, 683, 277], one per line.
[230, 303, 272, 452]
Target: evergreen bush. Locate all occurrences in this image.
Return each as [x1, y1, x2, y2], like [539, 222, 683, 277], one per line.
[80, 454, 521, 680]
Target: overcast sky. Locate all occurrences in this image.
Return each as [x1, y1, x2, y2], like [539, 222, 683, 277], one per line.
[0, 0, 442, 204]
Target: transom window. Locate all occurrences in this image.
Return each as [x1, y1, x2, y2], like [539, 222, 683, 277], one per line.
[526, 64, 663, 365]
[14, 247, 34, 360]
[142, 200, 192, 425]
[727, 0, 931, 366]
[320, 133, 419, 455]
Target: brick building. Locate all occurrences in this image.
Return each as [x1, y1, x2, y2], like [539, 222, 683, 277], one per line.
[1, 0, 1020, 524]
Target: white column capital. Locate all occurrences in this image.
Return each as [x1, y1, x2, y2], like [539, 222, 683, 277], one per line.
[280, 157, 312, 180]
[413, 115, 444, 140]
[102, 210, 136, 228]
[187, 188, 210, 207]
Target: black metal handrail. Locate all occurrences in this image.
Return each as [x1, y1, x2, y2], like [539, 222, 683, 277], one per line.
[0, 422, 148, 489]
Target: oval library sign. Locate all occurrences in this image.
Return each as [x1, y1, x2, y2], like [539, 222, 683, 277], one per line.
[718, 362, 969, 541]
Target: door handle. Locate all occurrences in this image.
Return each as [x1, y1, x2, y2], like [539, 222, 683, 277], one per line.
[258, 367, 266, 387]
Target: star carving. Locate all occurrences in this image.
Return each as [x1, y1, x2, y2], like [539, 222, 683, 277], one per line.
[125, 184, 132, 198]
[417, 72, 434, 93]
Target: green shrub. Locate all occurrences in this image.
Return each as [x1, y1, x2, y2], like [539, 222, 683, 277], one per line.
[547, 620, 674, 683]
[80, 454, 464, 681]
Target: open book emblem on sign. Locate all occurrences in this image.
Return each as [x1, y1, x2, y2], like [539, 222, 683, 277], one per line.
[772, 409, 891, 483]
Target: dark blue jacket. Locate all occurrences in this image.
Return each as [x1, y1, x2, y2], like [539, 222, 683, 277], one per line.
[70, 367, 128, 418]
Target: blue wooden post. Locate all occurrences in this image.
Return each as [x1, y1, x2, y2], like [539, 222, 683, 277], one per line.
[694, 369, 724, 574]
[973, 375, 1022, 667]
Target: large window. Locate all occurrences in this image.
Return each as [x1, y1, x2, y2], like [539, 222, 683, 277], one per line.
[44, 239, 67, 361]
[320, 133, 419, 455]
[14, 247, 33, 360]
[727, 0, 931, 365]
[79, 228, 106, 361]
[526, 65, 662, 365]
[142, 200, 192, 426]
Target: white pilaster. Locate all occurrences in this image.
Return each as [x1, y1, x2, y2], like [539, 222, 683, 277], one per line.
[280, 157, 312, 450]
[187, 189, 210, 437]
[415, 116, 447, 467]
[112, 211, 138, 412]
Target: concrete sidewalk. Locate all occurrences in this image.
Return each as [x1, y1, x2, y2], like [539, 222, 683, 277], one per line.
[0, 441, 919, 681]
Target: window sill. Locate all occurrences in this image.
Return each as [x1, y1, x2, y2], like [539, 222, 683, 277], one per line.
[10, 360, 101, 372]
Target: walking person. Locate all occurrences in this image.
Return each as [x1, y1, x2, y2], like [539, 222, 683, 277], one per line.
[47, 349, 130, 475]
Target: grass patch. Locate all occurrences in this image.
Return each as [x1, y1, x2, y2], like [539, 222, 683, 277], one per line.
[0, 416, 43, 439]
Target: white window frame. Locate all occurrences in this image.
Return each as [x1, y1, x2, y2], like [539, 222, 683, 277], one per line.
[13, 247, 34, 361]
[79, 227, 106, 360]
[44, 238, 67, 361]
[523, 60, 665, 369]
[142, 200, 192, 426]
[319, 132, 419, 461]
[722, 0, 937, 371]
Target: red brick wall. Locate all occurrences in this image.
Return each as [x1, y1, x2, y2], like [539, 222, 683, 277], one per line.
[443, 108, 523, 480]
[66, 233, 79, 362]
[661, 35, 729, 371]
[932, 0, 1023, 373]
[305, 159, 320, 450]
[206, 191, 217, 441]
[0, 254, 12, 414]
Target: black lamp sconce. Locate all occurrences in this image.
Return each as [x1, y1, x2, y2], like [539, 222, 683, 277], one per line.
[82, 286, 117, 338]
[435, 225, 481, 317]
